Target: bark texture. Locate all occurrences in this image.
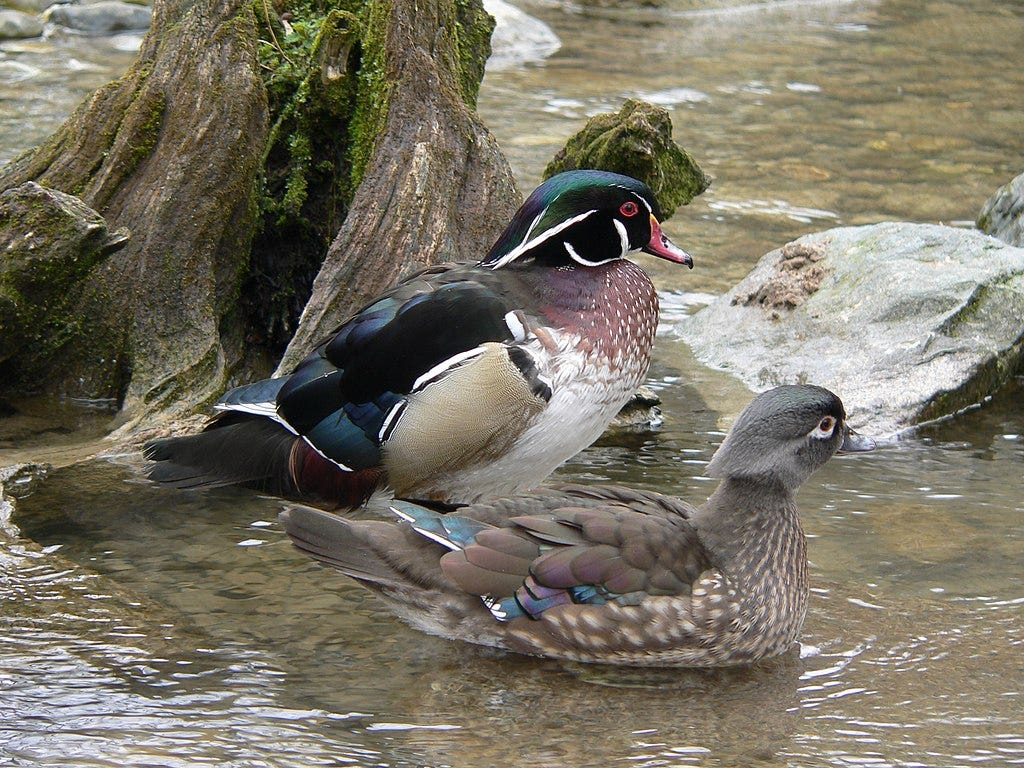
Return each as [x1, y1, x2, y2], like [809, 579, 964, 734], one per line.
[0, 0, 519, 431]
[0, 0, 267, 420]
[275, 0, 520, 373]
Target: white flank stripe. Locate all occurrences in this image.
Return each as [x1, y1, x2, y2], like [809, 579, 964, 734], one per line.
[302, 435, 354, 472]
[504, 310, 528, 342]
[412, 346, 487, 392]
[613, 218, 630, 258]
[378, 401, 406, 442]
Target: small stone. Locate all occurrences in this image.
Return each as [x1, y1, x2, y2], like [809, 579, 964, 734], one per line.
[978, 170, 1024, 248]
[0, 9, 44, 39]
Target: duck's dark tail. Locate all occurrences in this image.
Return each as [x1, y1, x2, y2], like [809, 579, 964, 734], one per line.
[279, 505, 412, 587]
[144, 412, 300, 496]
[144, 412, 383, 508]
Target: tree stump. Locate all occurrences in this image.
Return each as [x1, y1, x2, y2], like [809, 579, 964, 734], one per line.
[0, 0, 267, 420]
[275, 0, 520, 373]
[0, 0, 519, 431]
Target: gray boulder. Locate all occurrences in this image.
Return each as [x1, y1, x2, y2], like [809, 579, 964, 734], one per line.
[0, 9, 44, 38]
[2, 0, 57, 13]
[676, 223, 1024, 436]
[44, 0, 151, 33]
[978, 170, 1024, 248]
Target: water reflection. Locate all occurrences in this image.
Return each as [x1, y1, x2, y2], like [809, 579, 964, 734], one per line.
[6, 371, 1023, 766]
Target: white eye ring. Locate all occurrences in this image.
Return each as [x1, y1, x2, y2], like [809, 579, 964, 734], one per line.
[810, 415, 837, 440]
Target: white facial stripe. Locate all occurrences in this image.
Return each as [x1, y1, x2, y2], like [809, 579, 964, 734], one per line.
[612, 218, 631, 257]
[612, 185, 653, 214]
[521, 211, 544, 246]
[488, 209, 597, 269]
[565, 240, 618, 268]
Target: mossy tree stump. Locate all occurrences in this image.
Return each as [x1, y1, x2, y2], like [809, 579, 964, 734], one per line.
[275, 0, 520, 372]
[0, 0, 519, 430]
[0, 0, 266, 420]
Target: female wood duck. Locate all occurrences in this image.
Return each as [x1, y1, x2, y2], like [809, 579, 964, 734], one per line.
[281, 385, 875, 667]
[146, 171, 692, 507]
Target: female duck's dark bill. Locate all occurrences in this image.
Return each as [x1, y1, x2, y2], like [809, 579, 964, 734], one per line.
[840, 428, 876, 453]
[643, 216, 693, 267]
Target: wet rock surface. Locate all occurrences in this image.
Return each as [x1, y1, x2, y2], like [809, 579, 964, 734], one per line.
[978, 170, 1024, 248]
[43, 1, 152, 34]
[677, 222, 1024, 435]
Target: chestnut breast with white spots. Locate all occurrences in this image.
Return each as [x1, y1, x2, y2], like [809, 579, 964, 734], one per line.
[533, 259, 660, 383]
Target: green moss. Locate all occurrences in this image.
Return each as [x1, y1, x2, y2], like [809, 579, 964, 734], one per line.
[346, 0, 392, 192]
[452, 0, 494, 109]
[249, 1, 370, 352]
[544, 99, 710, 219]
[245, 0, 494, 356]
[124, 92, 166, 174]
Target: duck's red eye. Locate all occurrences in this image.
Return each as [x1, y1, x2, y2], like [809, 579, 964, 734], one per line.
[619, 201, 640, 217]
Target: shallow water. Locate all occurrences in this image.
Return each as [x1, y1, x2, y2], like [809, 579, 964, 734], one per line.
[2, 1, 1023, 766]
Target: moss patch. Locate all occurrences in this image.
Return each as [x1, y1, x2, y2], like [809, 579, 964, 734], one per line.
[544, 99, 710, 219]
[250, 1, 366, 353]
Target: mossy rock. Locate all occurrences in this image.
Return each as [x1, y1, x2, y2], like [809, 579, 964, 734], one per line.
[543, 99, 710, 218]
[0, 182, 128, 370]
[678, 223, 1024, 436]
[977, 170, 1024, 248]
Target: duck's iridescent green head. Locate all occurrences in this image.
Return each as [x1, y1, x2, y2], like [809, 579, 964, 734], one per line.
[480, 170, 693, 270]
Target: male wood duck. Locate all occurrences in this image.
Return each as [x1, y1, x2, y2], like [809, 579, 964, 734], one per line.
[281, 385, 875, 667]
[145, 170, 692, 507]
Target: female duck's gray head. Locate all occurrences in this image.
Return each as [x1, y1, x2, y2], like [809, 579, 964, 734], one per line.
[705, 384, 872, 490]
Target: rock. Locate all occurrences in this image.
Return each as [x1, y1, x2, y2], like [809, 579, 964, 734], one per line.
[483, 0, 560, 70]
[543, 99, 710, 217]
[44, 0, 152, 33]
[608, 385, 663, 430]
[3, 0, 55, 12]
[676, 223, 1024, 436]
[0, 462, 49, 504]
[0, 9, 44, 38]
[0, 182, 129, 374]
[978, 170, 1024, 248]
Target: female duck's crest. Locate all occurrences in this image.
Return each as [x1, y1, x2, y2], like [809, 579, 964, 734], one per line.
[480, 170, 693, 269]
